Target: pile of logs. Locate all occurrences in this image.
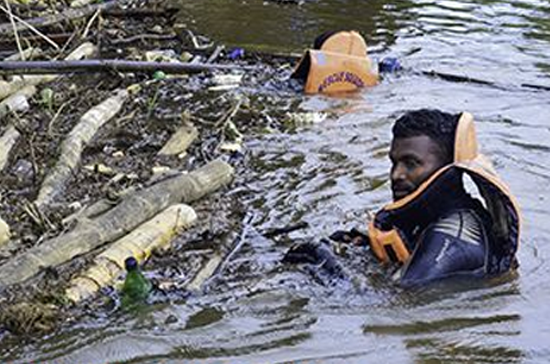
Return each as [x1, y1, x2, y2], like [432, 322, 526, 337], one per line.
[0, 0, 242, 305]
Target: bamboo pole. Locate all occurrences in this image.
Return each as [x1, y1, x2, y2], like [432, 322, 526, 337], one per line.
[0, 60, 258, 76]
[0, 159, 234, 289]
[35, 88, 129, 207]
[65, 204, 197, 303]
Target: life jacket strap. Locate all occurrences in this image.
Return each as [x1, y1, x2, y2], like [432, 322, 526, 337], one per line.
[368, 221, 410, 264]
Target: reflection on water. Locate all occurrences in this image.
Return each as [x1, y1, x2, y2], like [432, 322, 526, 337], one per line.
[3, 0, 550, 362]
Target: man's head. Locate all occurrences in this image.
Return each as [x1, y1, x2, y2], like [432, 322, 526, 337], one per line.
[389, 109, 460, 201]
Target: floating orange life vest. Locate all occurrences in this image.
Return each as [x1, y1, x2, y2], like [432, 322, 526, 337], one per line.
[292, 31, 379, 94]
[368, 112, 521, 272]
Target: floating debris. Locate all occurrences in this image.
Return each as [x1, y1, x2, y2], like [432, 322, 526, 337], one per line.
[285, 111, 328, 126]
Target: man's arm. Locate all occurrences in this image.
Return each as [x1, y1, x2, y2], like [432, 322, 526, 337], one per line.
[399, 209, 488, 286]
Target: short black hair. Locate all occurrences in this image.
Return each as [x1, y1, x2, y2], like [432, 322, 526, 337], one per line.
[392, 109, 461, 163]
[313, 30, 339, 50]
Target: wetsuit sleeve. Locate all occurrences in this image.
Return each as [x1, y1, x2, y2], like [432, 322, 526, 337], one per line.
[399, 210, 488, 286]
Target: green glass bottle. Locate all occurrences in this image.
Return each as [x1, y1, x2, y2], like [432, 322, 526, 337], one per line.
[121, 257, 152, 307]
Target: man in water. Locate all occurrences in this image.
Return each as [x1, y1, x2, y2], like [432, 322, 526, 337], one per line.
[285, 109, 520, 286]
[370, 109, 519, 285]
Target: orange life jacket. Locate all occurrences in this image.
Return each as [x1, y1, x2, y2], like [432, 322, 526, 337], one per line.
[292, 31, 378, 94]
[368, 113, 521, 272]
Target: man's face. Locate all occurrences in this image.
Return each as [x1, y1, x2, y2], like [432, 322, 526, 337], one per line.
[389, 135, 449, 201]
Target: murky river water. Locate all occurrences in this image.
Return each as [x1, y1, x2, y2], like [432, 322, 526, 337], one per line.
[3, 0, 550, 362]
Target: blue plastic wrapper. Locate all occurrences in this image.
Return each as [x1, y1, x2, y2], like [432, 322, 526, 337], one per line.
[378, 57, 401, 73]
[228, 48, 245, 60]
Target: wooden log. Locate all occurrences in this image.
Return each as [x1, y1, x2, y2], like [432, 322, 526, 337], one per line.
[0, 85, 30, 170]
[0, 126, 21, 172]
[0, 159, 234, 289]
[0, 217, 10, 247]
[65, 204, 197, 303]
[35, 88, 129, 207]
[61, 186, 138, 226]
[0, 42, 96, 101]
[70, 0, 95, 8]
[0, 84, 34, 119]
[0, 59, 258, 76]
[158, 122, 198, 156]
[4, 47, 42, 61]
[0, 1, 118, 36]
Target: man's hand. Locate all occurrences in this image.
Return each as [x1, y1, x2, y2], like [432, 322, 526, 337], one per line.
[282, 240, 346, 279]
[329, 228, 369, 246]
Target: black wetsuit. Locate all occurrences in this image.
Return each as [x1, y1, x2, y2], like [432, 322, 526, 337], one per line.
[283, 169, 512, 287]
[375, 169, 496, 286]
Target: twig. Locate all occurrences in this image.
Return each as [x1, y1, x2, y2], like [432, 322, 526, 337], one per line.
[189, 114, 216, 126]
[0, 60, 258, 75]
[27, 132, 38, 184]
[206, 212, 255, 284]
[213, 99, 244, 151]
[110, 33, 176, 45]
[3, 0, 24, 60]
[186, 29, 213, 50]
[0, 4, 60, 50]
[22, 201, 42, 230]
[207, 45, 225, 64]
[262, 221, 309, 238]
[103, 7, 177, 18]
[421, 69, 550, 92]
[81, 8, 100, 39]
[521, 83, 550, 91]
[214, 99, 243, 128]
[114, 108, 138, 128]
[47, 100, 70, 137]
[58, 28, 80, 57]
[23, 200, 56, 232]
[421, 70, 494, 86]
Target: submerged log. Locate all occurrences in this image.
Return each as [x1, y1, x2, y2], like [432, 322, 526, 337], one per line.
[35, 89, 129, 207]
[0, 42, 96, 101]
[66, 204, 197, 303]
[187, 212, 253, 291]
[186, 254, 223, 291]
[0, 160, 234, 289]
[0, 59, 258, 76]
